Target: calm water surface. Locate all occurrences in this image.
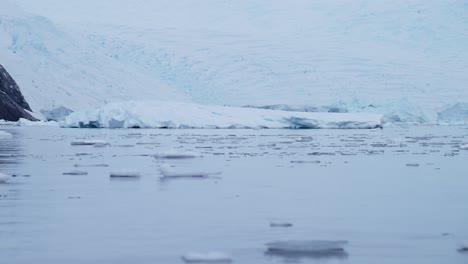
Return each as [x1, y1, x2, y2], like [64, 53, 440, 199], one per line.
[0, 125, 467, 264]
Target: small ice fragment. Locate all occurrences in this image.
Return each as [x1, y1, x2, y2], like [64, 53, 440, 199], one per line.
[71, 140, 109, 146]
[110, 169, 141, 178]
[266, 240, 348, 254]
[406, 163, 420, 167]
[181, 251, 232, 263]
[63, 170, 88, 176]
[0, 172, 11, 183]
[74, 164, 109, 167]
[270, 222, 293, 228]
[155, 151, 200, 159]
[0, 131, 13, 138]
[460, 144, 468, 150]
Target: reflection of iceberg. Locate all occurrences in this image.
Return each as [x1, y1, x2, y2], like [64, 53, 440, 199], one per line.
[265, 240, 348, 261]
[0, 172, 11, 183]
[159, 164, 220, 180]
[0, 131, 13, 138]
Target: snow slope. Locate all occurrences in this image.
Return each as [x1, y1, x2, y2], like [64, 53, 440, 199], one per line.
[62, 101, 383, 129]
[3, 0, 468, 123]
[0, 1, 188, 111]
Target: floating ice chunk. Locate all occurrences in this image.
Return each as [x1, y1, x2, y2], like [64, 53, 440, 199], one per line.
[406, 163, 420, 167]
[0, 172, 11, 183]
[266, 240, 348, 254]
[181, 251, 232, 263]
[155, 151, 201, 159]
[71, 140, 109, 146]
[0, 131, 13, 138]
[159, 164, 218, 179]
[460, 144, 468, 150]
[270, 222, 293, 228]
[63, 170, 88, 176]
[110, 169, 141, 178]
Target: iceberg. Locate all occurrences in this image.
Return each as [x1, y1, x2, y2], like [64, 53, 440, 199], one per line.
[63, 101, 383, 129]
[181, 251, 232, 263]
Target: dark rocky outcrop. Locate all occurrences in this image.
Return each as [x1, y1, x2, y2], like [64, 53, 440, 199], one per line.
[0, 64, 36, 121]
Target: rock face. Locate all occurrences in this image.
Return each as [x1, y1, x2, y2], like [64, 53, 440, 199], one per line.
[0, 64, 36, 121]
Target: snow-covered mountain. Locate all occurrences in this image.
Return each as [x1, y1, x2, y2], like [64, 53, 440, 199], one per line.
[2, 0, 468, 123]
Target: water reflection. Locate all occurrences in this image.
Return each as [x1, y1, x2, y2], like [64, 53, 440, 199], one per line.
[264, 249, 349, 263]
[0, 128, 24, 168]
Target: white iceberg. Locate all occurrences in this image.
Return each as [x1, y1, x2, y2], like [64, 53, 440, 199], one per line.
[63, 101, 383, 129]
[71, 140, 109, 146]
[110, 169, 141, 178]
[181, 251, 232, 263]
[266, 240, 348, 254]
[0, 172, 11, 183]
[460, 144, 468, 150]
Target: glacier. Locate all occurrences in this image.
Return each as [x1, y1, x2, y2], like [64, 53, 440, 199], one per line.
[62, 101, 383, 129]
[1, 0, 468, 124]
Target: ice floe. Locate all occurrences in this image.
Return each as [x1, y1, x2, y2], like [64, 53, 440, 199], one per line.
[62, 170, 88, 176]
[71, 140, 109, 146]
[110, 169, 141, 178]
[460, 144, 468, 150]
[74, 163, 109, 168]
[181, 251, 232, 263]
[63, 101, 383, 129]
